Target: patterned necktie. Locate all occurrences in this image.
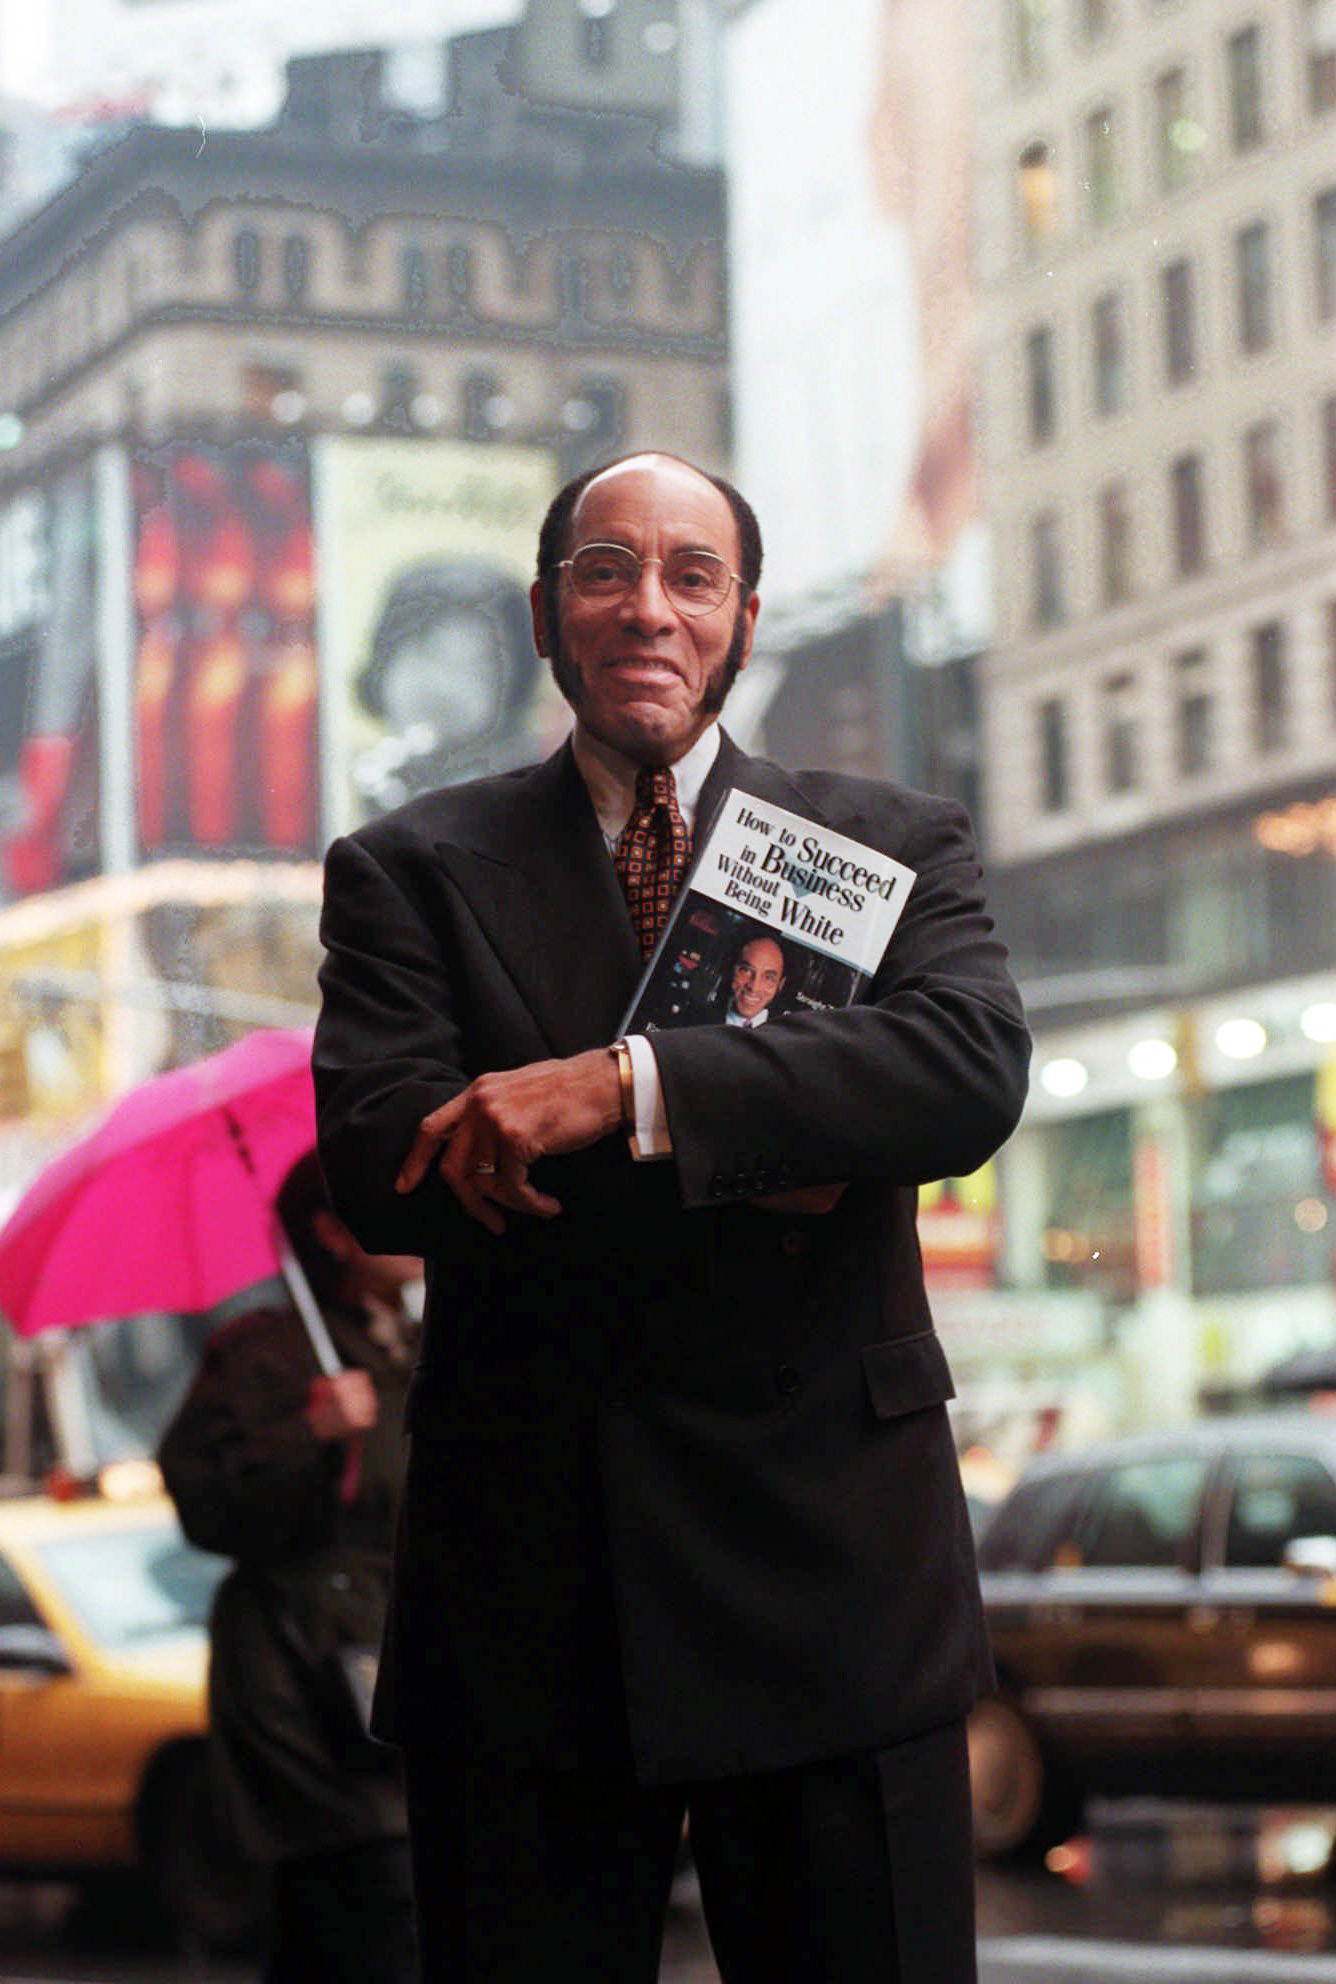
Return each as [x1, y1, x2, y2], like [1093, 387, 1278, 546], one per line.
[614, 764, 692, 958]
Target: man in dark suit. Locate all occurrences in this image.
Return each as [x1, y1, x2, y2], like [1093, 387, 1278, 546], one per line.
[313, 451, 1030, 1982]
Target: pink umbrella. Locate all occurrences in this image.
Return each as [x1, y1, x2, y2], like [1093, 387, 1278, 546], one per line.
[0, 1028, 332, 1365]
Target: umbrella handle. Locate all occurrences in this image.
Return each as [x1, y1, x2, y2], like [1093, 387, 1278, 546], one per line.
[277, 1239, 343, 1379]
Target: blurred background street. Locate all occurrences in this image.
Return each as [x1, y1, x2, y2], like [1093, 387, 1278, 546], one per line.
[0, 0, 1333, 1972]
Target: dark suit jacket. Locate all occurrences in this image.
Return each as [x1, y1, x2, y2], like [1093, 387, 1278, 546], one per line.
[313, 731, 1030, 1786]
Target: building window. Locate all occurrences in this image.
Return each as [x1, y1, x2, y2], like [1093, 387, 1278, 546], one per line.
[445, 242, 473, 311]
[380, 362, 419, 431]
[1162, 257, 1196, 384]
[558, 252, 588, 321]
[1084, 104, 1120, 225]
[1101, 672, 1139, 793]
[1245, 419, 1286, 548]
[1228, 24, 1265, 152]
[1171, 452, 1206, 575]
[1031, 511, 1064, 628]
[1324, 394, 1336, 519]
[1308, 0, 1336, 115]
[1076, 0, 1115, 45]
[1012, 0, 1051, 84]
[462, 369, 500, 441]
[1173, 648, 1213, 776]
[1098, 481, 1133, 605]
[1251, 620, 1287, 751]
[1316, 188, 1336, 319]
[1091, 289, 1127, 414]
[401, 243, 428, 315]
[1025, 325, 1057, 443]
[281, 233, 310, 305]
[1154, 66, 1194, 193]
[609, 246, 636, 302]
[580, 13, 611, 64]
[1236, 220, 1274, 352]
[1039, 697, 1069, 811]
[1018, 141, 1059, 249]
[233, 227, 262, 296]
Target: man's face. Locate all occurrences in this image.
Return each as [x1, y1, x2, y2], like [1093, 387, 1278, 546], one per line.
[731, 938, 785, 1020]
[531, 455, 759, 765]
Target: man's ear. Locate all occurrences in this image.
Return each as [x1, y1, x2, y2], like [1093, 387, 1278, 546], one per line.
[736, 588, 760, 673]
[529, 578, 550, 659]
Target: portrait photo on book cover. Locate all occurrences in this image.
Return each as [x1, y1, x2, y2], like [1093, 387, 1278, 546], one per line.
[630, 894, 865, 1035]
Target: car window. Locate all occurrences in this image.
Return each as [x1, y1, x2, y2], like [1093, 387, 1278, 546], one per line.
[976, 1470, 1086, 1571]
[1224, 1453, 1336, 1569]
[0, 1552, 46, 1633]
[33, 1523, 227, 1652]
[1076, 1455, 1208, 1569]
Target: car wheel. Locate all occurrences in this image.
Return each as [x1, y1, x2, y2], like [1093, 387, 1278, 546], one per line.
[137, 1742, 263, 1954]
[968, 1695, 1077, 1861]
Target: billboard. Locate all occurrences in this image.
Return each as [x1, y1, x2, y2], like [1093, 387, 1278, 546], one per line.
[725, 0, 988, 661]
[314, 438, 560, 832]
[0, 465, 102, 902]
[130, 439, 319, 860]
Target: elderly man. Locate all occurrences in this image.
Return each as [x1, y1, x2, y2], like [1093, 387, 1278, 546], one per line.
[313, 451, 1029, 1983]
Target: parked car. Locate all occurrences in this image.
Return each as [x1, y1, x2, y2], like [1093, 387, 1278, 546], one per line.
[968, 1414, 1336, 1859]
[0, 1483, 261, 1947]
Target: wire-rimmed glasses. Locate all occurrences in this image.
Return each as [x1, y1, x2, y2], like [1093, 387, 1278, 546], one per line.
[557, 542, 747, 617]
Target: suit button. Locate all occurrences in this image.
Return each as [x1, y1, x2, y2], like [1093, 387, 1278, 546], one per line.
[780, 1228, 808, 1258]
[776, 1363, 802, 1397]
[709, 1173, 726, 1197]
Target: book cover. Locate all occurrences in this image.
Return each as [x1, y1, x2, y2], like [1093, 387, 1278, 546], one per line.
[620, 787, 917, 1036]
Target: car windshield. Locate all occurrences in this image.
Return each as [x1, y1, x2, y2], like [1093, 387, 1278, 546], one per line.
[32, 1523, 227, 1652]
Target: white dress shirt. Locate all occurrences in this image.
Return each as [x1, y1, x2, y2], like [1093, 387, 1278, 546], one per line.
[570, 722, 722, 1160]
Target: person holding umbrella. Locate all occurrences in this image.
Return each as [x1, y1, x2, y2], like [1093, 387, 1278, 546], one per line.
[158, 1151, 421, 1984]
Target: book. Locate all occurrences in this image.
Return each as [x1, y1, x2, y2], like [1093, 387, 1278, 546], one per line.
[620, 787, 916, 1035]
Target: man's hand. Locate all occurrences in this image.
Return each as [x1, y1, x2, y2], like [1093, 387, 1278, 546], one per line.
[394, 1049, 623, 1235]
[304, 1370, 379, 1441]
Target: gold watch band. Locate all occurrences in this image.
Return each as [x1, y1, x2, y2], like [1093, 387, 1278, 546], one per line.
[610, 1038, 636, 1133]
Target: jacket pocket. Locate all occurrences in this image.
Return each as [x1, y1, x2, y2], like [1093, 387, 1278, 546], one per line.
[861, 1330, 955, 1420]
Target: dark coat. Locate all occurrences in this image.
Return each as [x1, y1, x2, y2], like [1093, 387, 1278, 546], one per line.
[313, 732, 1030, 1786]
[158, 1301, 413, 1861]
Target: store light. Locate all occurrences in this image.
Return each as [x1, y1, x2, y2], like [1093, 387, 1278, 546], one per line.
[644, 20, 679, 52]
[410, 392, 444, 429]
[1040, 1057, 1089, 1098]
[1128, 1038, 1178, 1081]
[1295, 1199, 1329, 1235]
[271, 390, 306, 425]
[342, 390, 375, 428]
[0, 413, 24, 450]
[1216, 1017, 1267, 1060]
[1301, 1003, 1336, 1044]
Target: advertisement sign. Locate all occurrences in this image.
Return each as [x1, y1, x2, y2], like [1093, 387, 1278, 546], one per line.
[0, 923, 106, 1120]
[918, 1161, 999, 1290]
[0, 466, 102, 901]
[314, 438, 559, 831]
[131, 440, 319, 860]
[725, 0, 987, 659]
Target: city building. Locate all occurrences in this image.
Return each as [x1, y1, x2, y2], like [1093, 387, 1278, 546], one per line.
[0, 3, 727, 1210]
[975, 0, 1336, 1420]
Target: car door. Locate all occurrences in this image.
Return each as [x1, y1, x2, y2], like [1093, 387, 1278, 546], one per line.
[1191, 1443, 1336, 1790]
[0, 1544, 84, 1864]
[1024, 1449, 1211, 1778]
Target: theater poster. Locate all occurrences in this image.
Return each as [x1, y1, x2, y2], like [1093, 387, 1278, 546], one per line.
[130, 439, 319, 859]
[313, 437, 559, 833]
[0, 466, 102, 902]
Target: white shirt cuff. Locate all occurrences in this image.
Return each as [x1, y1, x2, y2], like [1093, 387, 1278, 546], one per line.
[624, 1034, 672, 1160]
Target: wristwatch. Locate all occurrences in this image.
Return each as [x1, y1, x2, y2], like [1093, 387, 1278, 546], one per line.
[610, 1038, 636, 1132]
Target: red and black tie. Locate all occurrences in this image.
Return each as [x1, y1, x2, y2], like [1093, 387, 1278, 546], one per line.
[614, 765, 692, 958]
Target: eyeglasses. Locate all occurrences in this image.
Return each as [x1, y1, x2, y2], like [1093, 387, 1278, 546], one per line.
[557, 543, 748, 617]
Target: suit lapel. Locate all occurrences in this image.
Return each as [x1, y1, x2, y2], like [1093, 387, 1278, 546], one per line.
[435, 745, 642, 1058]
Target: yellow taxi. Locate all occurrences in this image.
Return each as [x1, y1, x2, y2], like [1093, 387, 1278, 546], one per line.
[0, 1473, 260, 1947]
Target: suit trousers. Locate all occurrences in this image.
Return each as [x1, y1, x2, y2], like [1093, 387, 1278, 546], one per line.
[403, 1720, 976, 1983]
